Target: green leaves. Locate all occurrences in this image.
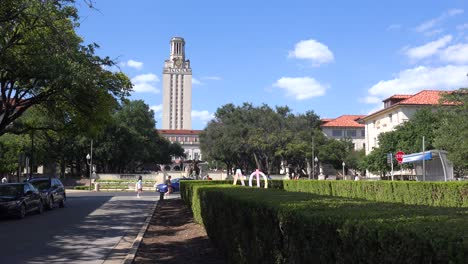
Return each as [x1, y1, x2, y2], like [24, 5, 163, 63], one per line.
[0, 0, 132, 136]
[363, 89, 468, 176]
[201, 103, 361, 176]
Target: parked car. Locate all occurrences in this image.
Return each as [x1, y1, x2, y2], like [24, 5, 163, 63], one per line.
[0, 183, 44, 219]
[28, 177, 66, 209]
[155, 177, 194, 193]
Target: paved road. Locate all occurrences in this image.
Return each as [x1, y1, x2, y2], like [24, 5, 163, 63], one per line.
[0, 191, 160, 264]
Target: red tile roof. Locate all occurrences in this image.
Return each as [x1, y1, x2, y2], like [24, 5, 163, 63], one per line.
[384, 94, 411, 100]
[398, 90, 449, 105]
[364, 90, 453, 120]
[320, 115, 365, 128]
[158, 129, 202, 135]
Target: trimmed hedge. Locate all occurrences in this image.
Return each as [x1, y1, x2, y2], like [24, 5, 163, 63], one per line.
[283, 180, 468, 207]
[187, 185, 468, 263]
[74, 186, 91, 190]
[180, 180, 231, 208]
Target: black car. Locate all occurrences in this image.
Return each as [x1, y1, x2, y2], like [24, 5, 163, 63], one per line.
[28, 178, 66, 210]
[0, 183, 44, 219]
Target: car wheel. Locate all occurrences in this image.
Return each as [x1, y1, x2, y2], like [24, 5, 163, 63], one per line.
[37, 201, 44, 214]
[47, 196, 54, 210]
[17, 204, 26, 219]
[59, 198, 65, 208]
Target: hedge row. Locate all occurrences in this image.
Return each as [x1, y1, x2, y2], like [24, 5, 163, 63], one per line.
[180, 180, 231, 208]
[282, 180, 468, 207]
[184, 184, 467, 263]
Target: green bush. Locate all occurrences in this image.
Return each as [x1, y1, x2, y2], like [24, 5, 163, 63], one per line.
[283, 180, 468, 207]
[190, 186, 467, 263]
[73, 186, 91, 190]
[180, 180, 231, 208]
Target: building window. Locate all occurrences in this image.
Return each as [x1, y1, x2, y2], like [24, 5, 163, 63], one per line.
[372, 121, 376, 128]
[346, 130, 356, 137]
[361, 129, 365, 137]
[389, 113, 393, 123]
[332, 130, 342, 137]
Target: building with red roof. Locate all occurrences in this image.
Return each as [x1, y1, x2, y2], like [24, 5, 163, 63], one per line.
[320, 115, 366, 150]
[158, 129, 203, 167]
[362, 90, 451, 155]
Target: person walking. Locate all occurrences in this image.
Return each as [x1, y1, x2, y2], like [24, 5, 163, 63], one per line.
[165, 176, 172, 196]
[136, 176, 143, 198]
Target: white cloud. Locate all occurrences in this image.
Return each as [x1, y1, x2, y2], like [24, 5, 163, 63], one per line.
[273, 77, 327, 100]
[361, 96, 381, 104]
[202, 76, 222, 80]
[387, 24, 401, 31]
[150, 104, 163, 119]
[288, 39, 334, 66]
[440, 43, 468, 63]
[457, 23, 468, 31]
[192, 110, 214, 124]
[126, 59, 143, 70]
[192, 78, 202, 85]
[415, 8, 464, 34]
[405, 35, 452, 60]
[366, 65, 468, 101]
[150, 104, 162, 113]
[131, 73, 160, 93]
[447, 8, 464, 16]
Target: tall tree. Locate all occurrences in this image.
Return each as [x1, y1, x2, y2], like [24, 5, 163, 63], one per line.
[95, 100, 184, 173]
[434, 88, 468, 176]
[0, 0, 131, 136]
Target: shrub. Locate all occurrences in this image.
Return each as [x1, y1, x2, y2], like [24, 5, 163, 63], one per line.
[190, 186, 467, 263]
[283, 180, 468, 207]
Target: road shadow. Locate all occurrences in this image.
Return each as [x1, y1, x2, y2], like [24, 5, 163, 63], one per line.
[0, 195, 156, 264]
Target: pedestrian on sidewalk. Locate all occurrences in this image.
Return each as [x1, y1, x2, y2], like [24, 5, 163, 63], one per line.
[136, 176, 143, 198]
[165, 175, 173, 196]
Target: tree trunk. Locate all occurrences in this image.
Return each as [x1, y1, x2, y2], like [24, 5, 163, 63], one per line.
[253, 153, 262, 170]
[306, 158, 312, 179]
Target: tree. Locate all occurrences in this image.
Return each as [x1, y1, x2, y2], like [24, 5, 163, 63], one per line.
[94, 100, 184, 173]
[0, 0, 132, 136]
[361, 108, 442, 177]
[200, 103, 324, 176]
[434, 88, 468, 176]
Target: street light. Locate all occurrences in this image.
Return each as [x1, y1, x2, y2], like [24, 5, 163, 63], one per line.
[310, 132, 314, 180]
[86, 140, 93, 190]
[86, 154, 92, 190]
[342, 161, 346, 179]
[313, 156, 318, 179]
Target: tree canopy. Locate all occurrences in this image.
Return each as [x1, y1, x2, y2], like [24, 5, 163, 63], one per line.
[200, 103, 357, 177]
[0, 0, 132, 136]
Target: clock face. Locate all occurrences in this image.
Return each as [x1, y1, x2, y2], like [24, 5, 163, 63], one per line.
[175, 58, 182, 67]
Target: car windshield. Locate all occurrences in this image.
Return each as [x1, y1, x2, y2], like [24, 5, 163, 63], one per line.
[0, 185, 23, 196]
[29, 180, 50, 190]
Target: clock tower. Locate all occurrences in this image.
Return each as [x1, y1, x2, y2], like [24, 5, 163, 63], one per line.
[162, 37, 192, 130]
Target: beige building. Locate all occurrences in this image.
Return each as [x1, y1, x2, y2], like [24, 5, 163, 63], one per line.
[363, 90, 451, 155]
[162, 37, 192, 130]
[321, 115, 366, 151]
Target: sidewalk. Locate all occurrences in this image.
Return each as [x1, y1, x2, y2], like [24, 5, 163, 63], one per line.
[132, 195, 225, 264]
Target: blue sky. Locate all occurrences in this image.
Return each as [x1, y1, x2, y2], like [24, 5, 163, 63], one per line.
[77, 0, 468, 130]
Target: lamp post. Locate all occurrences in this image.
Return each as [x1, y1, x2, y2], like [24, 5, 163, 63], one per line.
[86, 140, 93, 190]
[310, 132, 314, 180]
[314, 156, 318, 179]
[342, 161, 346, 179]
[86, 154, 91, 190]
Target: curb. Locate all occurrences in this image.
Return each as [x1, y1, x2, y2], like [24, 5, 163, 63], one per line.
[122, 199, 159, 264]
